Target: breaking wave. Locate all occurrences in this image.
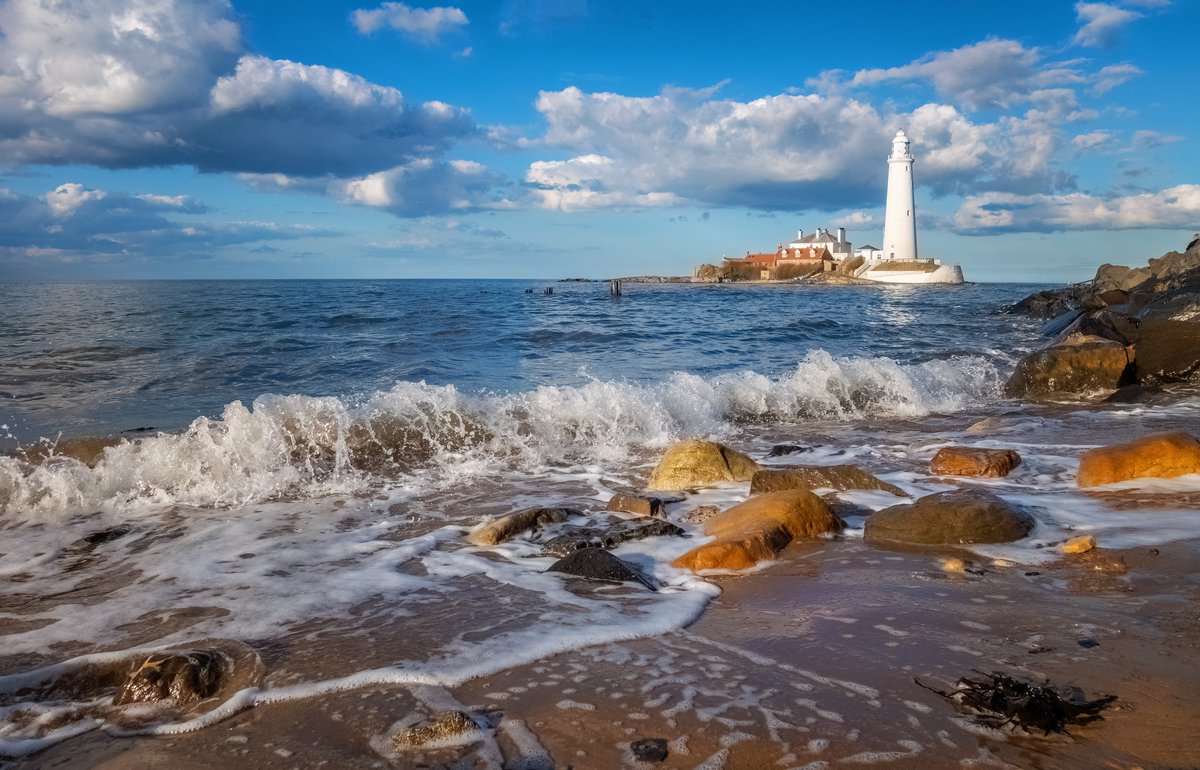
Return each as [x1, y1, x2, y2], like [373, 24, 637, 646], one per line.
[0, 350, 1003, 517]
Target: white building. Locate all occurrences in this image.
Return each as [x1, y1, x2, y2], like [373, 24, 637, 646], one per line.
[786, 227, 852, 259]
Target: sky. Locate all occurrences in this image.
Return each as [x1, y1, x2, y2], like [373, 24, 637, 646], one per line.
[0, 0, 1197, 282]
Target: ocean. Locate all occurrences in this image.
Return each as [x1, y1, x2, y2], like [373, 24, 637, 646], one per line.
[2, 279, 1199, 767]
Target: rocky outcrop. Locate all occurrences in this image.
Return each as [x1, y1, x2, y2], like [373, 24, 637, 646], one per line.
[539, 518, 685, 557]
[548, 548, 657, 590]
[672, 490, 843, 572]
[115, 650, 226, 706]
[1008, 240, 1200, 397]
[469, 507, 582, 546]
[749, 465, 905, 496]
[864, 489, 1035, 546]
[930, 447, 1021, 478]
[646, 440, 760, 490]
[394, 711, 484, 749]
[1005, 336, 1131, 398]
[1077, 432, 1200, 487]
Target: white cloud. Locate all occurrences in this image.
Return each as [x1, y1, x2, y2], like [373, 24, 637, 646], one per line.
[1090, 63, 1144, 94]
[1072, 130, 1117, 151]
[45, 184, 108, 217]
[351, 2, 468, 41]
[952, 185, 1200, 233]
[1073, 2, 1141, 48]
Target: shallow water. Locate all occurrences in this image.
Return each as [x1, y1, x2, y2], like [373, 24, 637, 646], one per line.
[2, 279, 1199, 764]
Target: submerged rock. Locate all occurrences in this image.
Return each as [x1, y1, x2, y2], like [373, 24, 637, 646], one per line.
[630, 737, 669, 762]
[547, 548, 657, 590]
[680, 505, 721, 524]
[672, 490, 843, 572]
[1077, 431, 1200, 487]
[114, 650, 226, 706]
[539, 518, 685, 557]
[917, 671, 1116, 735]
[394, 710, 483, 749]
[646, 440, 760, 490]
[766, 444, 810, 458]
[468, 507, 583, 546]
[1005, 336, 1131, 398]
[864, 489, 1035, 546]
[930, 447, 1021, 478]
[749, 465, 905, 496]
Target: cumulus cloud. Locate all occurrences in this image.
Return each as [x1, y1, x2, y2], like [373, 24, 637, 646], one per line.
[0, 183, 331, 264]
[351, 2, 468, 42]
[521, 83, 1082, 213]
[0, 0, 479, 189]
[1073, 2, 1141, 48]
[952, 185, 1200, 233]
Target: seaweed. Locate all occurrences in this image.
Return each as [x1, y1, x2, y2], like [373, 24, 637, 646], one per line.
[916, 671, 1116, 734]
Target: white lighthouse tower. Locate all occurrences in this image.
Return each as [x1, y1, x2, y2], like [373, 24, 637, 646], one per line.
[882, 129, 917, 262]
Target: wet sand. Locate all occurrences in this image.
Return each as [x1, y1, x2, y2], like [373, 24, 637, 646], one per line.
[12, 536, 1200, 770]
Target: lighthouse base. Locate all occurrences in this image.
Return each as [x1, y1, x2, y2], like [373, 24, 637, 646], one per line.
[862, 263, 965, 285]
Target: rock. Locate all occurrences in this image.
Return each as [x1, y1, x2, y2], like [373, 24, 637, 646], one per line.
[1006, 288, 1081, 319]
[940, 557, 967, 573]
[646, 440, 760, 490]
[394, 711, 483, 749]
[606, 492, 669, 518]
[1062, 535, 1096, 554]
[680, 505, 720, 524]
[930, 447, 1021, 478]
[1094, 263, 1153, 294]
[1037, 309, 1083, 337]
[547, 548, 657, 590]
[1134, 287, 1200, 384]
[630, 737, 669, 762]
[1071, 310, 1140, 347]
[539, 519, 685, 557]
[1005, 336, 1131, 398]
[749, 465, 905, 496]
[468, 507, 583, 546]
[864, 490, 1035, 546]
[1077, 432, 1200, 487]
[766, 444, 810, 457]
[114, 650, 225, 706]
[672, 490, 843, 572]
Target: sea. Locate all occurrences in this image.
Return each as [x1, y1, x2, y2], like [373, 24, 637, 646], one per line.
[2, 279, 1199, 764]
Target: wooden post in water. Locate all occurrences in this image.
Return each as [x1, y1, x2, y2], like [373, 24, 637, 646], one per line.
[609, 279, 622, 297]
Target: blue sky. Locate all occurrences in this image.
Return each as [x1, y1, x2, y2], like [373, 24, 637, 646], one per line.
[0, 0, 1196, 282]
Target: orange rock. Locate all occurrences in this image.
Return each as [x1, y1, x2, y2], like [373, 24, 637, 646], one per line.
[930, 446, 1021, 478]
[671, 490, 842, 572]
[647, 440, 760, 490]
[1062, 535, 1096, 554]
[1077, 432, 1200, 487]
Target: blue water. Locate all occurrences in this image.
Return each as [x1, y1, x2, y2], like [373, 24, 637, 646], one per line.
[0, 280, 1045, 444]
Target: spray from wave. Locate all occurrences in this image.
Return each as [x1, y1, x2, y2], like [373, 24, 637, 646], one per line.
[0, 351, 1002, 516]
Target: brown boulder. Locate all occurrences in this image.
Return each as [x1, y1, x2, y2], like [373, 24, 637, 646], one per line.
[394, 711, 483, 749]
[749, 465, 905, 496]
[864, 489, 1035, 546]
[468, 506, 582, 546]
[1077, 432, 1200, 487]
[1005, 336, 1132, 398]
[671, 490, 842, 572]
[1134, 287, 1200, 384]
[115, 650, 226, 706]
[930, 447, 1021, 478]
[646, 440, 759, 490]
[606, 492, 670, 517]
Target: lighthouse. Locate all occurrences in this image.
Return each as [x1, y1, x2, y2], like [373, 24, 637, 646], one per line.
[882, 129, 917, 262]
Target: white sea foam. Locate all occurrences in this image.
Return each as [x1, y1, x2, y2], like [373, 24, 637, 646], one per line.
[0, 350, 1002, 518]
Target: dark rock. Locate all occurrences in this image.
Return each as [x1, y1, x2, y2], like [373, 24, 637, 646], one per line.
[1072, 310, 1139, 347]
[1006, 288, 1081, 319]
[81, 527, 132, 546]
[766, 444, 810, 457]
[917, 671, 1116, 734]
[114, 650, 225, 706]
[606, 492, 670, 518]
[1102, 384, 1168, 404]
[630, 737, 669, 762]
[539, 519, 684, 557]
[1134, 287, 1200, 384]
[547, 549, 657, 590]
[750, 465, 905, 496]
[864, 489, 1035, 546]
[1005, 337, 1131, 398]
[1078, 639, 1099, 649]
[1036, 309, 1082, 337]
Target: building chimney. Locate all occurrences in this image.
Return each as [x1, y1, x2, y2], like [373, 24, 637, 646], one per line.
[837, 227, 845, 244]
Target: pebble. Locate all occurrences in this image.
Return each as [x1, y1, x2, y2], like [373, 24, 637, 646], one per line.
[1062, 535, 1096, 554]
